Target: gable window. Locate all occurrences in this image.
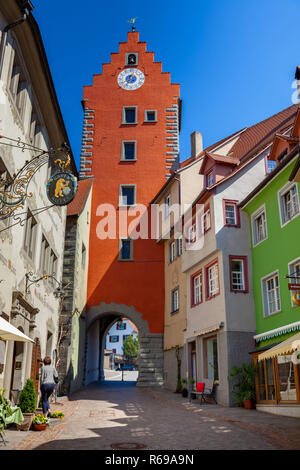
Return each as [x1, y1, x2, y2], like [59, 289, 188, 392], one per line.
[229, 256, 248, 293]
[144, 110, 157, 122]
[206, 170, 214, 187]
[191, 270, 202, 306]
[122, 106, 137, 124]
[266, 158, 277, 174]
[278, 183, 300, 226]
[262, 272, 281, 317]
[169, 240, 176, 263]
[119, 185, 136, 206]
[223, 200, 240, 227]
[126, 53, 138, 66]
[205, 259, 219, 299]
[171, 287, 179, 313]
[252, 205, 267, 246]
[23, 209, 38, 261]
[116, 321, 126, 330]
[122, 141, 136, 160]
[164, 194, 170, 218]
[119, 238, 133, 261]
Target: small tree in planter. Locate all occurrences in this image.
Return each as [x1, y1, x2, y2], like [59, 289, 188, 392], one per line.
[17, 379, 36, 430]
[229, 363, 256, 409]
[181, 378, 188, 397]
[189, 378, 196, 399]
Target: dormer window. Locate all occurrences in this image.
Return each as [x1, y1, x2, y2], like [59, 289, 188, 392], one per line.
[126, 53, 138, 66]
[206, 170, 214, 187]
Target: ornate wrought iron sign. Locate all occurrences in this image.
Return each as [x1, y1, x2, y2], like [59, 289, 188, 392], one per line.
[46, 171, 77, 206]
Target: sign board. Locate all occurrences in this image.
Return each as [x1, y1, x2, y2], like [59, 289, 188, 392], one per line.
[288, 283, 300, 290]
[46, 172, 77, 206]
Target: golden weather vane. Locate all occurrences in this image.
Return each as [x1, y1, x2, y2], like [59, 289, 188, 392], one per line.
[128, 17, 138, 31]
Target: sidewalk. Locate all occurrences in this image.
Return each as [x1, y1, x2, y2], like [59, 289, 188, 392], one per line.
[0, 396, 78, 450]
[144, 387, 300, 450]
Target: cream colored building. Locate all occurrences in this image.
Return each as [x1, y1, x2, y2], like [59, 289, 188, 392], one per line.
[0, 1, 77, 403]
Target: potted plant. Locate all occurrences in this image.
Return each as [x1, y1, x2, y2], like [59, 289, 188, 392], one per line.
[49, 411, 64, 419]
[181, 378, 188, 397]
[229, 363, 256, 409]
[17, 379, 36, 431]
[189, 378, 197, 399]
[32, 414, 50, 431]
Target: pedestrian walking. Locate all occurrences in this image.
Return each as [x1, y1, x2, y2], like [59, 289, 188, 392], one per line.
[40, 356, 58, 417]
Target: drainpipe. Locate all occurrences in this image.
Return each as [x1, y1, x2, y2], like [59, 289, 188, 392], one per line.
[0, 1, 33, 77]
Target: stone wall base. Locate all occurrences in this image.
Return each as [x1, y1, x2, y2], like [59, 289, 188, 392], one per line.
[136, 334, 164, 387]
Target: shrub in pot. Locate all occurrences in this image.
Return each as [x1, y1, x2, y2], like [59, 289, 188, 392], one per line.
[229, 363, 256, 409]
[189, 379, 196, 399]
[181, 378, 188, 397]
[17, 379, 36, 430]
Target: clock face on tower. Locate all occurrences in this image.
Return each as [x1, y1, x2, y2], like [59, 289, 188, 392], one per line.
[117, 68, 145, 90]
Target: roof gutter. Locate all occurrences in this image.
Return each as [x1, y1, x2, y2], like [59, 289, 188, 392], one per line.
[0, 1, 33, 75]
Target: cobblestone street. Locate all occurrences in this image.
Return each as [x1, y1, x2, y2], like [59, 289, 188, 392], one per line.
[3, 381, 300, 451]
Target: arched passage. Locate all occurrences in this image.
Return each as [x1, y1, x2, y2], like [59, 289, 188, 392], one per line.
[85, 302, 163, 387]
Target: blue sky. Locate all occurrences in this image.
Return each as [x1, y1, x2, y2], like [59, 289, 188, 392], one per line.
[33, 0, 300, 167]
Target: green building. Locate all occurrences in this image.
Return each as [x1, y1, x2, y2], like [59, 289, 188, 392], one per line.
[240, 146, 300, 417]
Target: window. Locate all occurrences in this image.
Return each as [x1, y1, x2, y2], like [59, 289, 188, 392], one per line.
[288, 258, 300, 306]
[206, 170, 214, 187]
[229, 256, 248, 292]
[164, 194, 170, 218]
[279, 183, 300, 225]
[119, 238, 133, 261]
[266, 158, 277, 174]
[122, 106, 137, 124]
[119, 185, 136, 206]
[223, 200, 240, 227]
[123, 335, 131, 343]
[8, 51, 27, 120]
[82, 243, 86, 267]
[177, 236, 183, 256]
[109, 335, 119, 343]
[122, 141, 136, 160]
[23, 209, 38, 260]
[126, 53, 138, 66]
[202, 206, 211, 233]
[29, 110, 42, 148]
[116, 321, 126, 330]
[252, 205, 267, 246]
[262, 272, 281, 317]
[191, 270, 202, 306]
[204, 336, 219, 381]
[205, 260, 219, 299]
[187, 223, 196, 243]
[169, 240, 176, 263]
[171, 287, 179, 313]
[144, 110, 157, 122]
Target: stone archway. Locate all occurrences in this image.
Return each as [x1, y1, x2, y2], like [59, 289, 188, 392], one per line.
[85, 302, 163, 387]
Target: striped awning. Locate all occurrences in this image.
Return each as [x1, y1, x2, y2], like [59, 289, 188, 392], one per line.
[193, 322, 224, 337]
[257, 332, 300, 361]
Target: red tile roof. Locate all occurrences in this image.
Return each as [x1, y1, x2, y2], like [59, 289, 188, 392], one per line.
[67, 177, 93, 216]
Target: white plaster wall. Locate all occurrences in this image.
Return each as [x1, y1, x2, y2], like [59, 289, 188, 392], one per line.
[0, 22, 67, 391]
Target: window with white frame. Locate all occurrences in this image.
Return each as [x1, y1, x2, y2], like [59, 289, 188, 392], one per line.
[164, 194, 170, 218]
[169, 240, 176, 263]
[206, 171, 214, 187]
[192, 272, 202, 306]
[224, 200, 239, 226]
[288, 258, 300, 306]
[177, 236, 183, 256]
[252, 206, 267, 245]
[230, 257, 247, 292]
[122, 106, 137, 124]
[144, 110, 157, 122]
[122, 141, 136, 160]
[119, 185, 136, 206]
[202, 207, 211, 233]
[187, 223, 196, 243]
[262, 272, 281, 317]
[171, 287, 179, 313]
[207, 262, 219, 298]
[279, 183, 300, 225]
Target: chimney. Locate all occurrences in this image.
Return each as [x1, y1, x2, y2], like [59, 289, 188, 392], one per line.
[190, 131, 203, 159]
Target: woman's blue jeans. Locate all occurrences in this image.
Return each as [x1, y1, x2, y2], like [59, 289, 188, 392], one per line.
[41, 383, 55, 414]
